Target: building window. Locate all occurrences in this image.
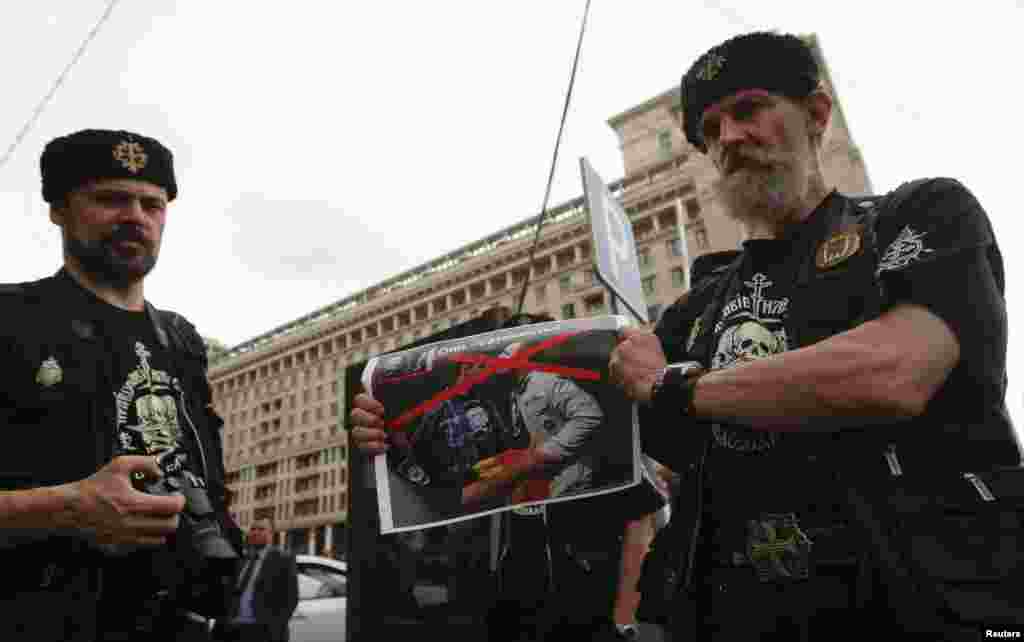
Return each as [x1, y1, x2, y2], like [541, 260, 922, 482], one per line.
[561, 303, 576, 319]
[559, 275, 572, 293]
[637, 247, 652, 268]
[671, 267, 687, 288]
[642, 275, 656, 296]
[695, 228, 710, 250]
[584, 294, 605, 315]
[657, 129, 672, 159]
[666, 237, 684, 257]
[431, 322, 442, 334]
[686, 198, 701, 220]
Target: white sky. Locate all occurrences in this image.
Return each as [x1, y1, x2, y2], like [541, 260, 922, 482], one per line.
[2, 1, 1023, 430]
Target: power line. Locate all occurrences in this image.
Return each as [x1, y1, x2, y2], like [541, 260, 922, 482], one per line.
[0, 0, 122, 171]
[514, 0, 592, 318]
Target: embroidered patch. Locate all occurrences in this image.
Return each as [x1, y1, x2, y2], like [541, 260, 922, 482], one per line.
[815, 227, 862, 270]
[35, 356, 63, 387]
[696, 51, 726, 81]
[877, 226, 934, 274]
[113, 140, 148, 173]
[745, 513, 813, 582]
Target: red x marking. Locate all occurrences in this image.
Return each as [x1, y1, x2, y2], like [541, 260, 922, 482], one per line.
[382, 330, 601, 431]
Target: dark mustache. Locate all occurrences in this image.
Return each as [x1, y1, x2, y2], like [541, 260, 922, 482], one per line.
[107, 225, 146, 245]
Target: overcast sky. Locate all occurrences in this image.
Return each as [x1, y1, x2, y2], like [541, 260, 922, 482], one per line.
[3, 1, 1022, 431]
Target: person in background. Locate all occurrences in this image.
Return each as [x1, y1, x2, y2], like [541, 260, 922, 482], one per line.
[219, 518, 298, 642]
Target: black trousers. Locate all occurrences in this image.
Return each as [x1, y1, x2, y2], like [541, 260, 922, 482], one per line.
[101, 612, 216, 642]
[487, 547, 622, 642]
[213, 620, 271, 642]
[687, 563, 987, 642]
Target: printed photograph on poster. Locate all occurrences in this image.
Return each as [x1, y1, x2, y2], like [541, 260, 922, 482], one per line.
[362, 315, 640, 534]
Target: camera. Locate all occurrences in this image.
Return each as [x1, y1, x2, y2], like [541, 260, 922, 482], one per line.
[127, 447, 239, 618]
[136, 449, 237, 561]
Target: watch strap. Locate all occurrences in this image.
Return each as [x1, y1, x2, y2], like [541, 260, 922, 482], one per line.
[652, 361, 705, 416]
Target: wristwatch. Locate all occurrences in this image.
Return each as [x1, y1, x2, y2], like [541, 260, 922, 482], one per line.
[650, 360, 706, 416]
[615, 622, 640, 639]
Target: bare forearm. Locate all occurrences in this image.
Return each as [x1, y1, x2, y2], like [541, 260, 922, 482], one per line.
[693, 333, 918, 431]
[0, 484, 77, 547]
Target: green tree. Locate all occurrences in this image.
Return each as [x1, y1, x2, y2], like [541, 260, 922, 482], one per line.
[202, 336, 230, 365]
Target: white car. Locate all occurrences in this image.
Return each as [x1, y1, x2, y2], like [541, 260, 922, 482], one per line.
[290, 555, 348, 642]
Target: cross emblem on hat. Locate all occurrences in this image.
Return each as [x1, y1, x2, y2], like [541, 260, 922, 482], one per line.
[113, 140, 148, 173]
[696, 51, 726, 81]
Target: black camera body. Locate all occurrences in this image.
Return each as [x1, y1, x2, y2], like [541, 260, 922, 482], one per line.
[129, 449, 239, 619]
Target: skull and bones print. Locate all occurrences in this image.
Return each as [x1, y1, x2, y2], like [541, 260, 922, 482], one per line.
[709, 271, 790, 452]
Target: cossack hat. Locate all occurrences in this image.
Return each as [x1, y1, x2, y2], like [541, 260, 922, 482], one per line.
[680, 32, 820, 153]
[41, 129, 177, 203]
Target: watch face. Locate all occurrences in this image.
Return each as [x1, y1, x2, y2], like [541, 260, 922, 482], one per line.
[669, 361, 703, 376]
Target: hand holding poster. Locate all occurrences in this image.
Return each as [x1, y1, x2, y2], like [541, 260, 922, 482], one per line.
[362, 315, 640, 533]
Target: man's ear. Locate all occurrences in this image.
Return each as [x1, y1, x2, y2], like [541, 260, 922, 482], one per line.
[48, 203, 66, 227]
[805, 89, 833, 141]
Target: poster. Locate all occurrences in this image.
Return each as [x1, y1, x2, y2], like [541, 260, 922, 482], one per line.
[362, 315, 640, 533]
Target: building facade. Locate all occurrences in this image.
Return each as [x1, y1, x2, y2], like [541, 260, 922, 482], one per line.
[208, 34, 870, 554]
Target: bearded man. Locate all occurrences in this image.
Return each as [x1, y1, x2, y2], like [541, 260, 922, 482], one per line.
[0, 129, 241, 641]
[609, 32, 1021, 640]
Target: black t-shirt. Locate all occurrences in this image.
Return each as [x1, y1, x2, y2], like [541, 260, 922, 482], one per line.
[703, 237, 823, 555]
[691, 179, 1011, 557]
[84, 294, 204, 477]
[83, 295, 212, 616]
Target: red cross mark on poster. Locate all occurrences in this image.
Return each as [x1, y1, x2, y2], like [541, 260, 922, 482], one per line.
[383, 330, 601, 431]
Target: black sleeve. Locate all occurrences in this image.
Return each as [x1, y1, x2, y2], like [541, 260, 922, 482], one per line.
[876, 178, 1007, 408]
[170, 312, 245, 550]
[654, 291, 701, 363]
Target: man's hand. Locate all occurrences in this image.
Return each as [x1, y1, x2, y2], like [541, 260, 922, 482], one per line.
[609, 327, 668, 404]
[472, 449, 537, 482]
[58, 456, 184, 548]
[349, 393, 391, 455]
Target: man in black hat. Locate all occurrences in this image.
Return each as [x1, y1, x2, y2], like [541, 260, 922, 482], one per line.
[0, 129, 242, 641]
[609, 31, 1021, 640]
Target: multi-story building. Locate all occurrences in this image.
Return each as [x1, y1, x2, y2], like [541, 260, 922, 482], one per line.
[208, 34, 870, 555]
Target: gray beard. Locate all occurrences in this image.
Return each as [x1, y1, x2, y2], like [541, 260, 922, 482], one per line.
[65, 234, 157, 288]
[712, 164, 806, 228]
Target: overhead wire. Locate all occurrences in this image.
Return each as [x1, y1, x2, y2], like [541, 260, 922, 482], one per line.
[513, 0, 592, 319]
[0, 0, 122, 171]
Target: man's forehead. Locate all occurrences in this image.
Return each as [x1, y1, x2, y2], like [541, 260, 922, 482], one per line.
[701, 89, 777, 122]
[81, 178, 169, 200]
